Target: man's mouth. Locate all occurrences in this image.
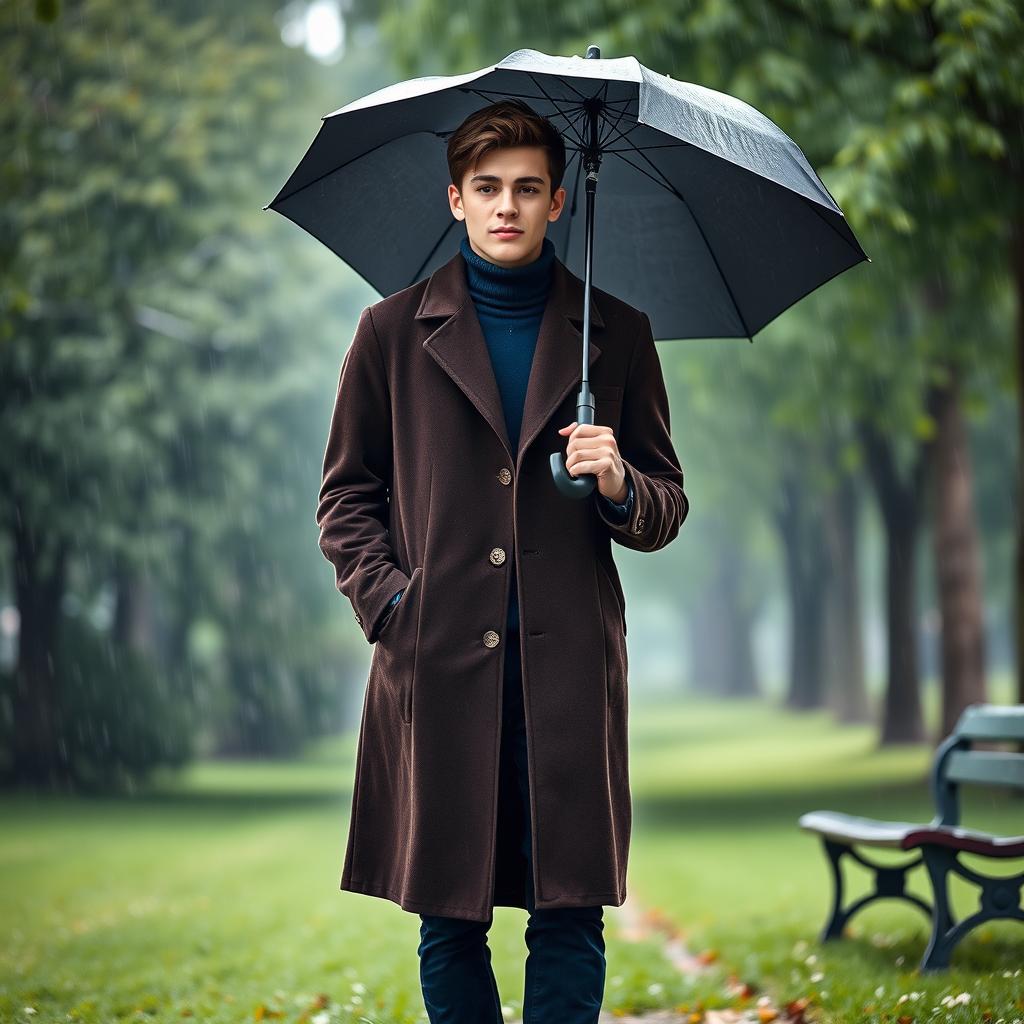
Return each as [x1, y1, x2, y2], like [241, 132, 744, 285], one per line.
[492, 228, 523, 237]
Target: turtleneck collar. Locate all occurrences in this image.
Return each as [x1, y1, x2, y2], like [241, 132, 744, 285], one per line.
[460, 235, 556, 317]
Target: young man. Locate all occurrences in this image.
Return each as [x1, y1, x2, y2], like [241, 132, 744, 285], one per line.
[315, 99, 688, 1024]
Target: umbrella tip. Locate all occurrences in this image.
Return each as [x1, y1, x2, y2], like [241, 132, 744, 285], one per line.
[585, 44, 601, 59]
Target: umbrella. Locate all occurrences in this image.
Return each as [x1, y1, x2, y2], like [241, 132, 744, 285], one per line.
[265, 45, 869, 497]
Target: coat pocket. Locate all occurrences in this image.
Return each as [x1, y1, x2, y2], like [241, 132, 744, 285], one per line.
[376, 564, 424, 724]
[590, 385, 623, 432]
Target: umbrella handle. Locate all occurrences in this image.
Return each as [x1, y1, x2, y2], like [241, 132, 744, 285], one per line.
[549, 388, 597, 498]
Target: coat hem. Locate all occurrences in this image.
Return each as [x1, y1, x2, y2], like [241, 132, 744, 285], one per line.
[341, 876, 625, 921]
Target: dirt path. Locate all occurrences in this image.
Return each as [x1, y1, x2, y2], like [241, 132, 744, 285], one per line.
[591, 894, 812, 1024]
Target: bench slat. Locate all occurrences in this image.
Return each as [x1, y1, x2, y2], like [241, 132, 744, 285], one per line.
[956, 703, 1024, 742]
[799, 811, 931, 848]
[945, 749, 1024, 789]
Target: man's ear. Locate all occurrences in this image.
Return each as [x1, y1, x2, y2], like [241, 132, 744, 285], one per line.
[448, 182, 465, 220]
[548, 185, 566, 222]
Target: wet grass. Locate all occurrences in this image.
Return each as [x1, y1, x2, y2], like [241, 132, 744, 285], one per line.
[628, 691, 1024, 1024]
[0, 685, 1021, 1023]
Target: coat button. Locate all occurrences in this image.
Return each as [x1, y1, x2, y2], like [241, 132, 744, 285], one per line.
[489, 547, 506, 565]
[483, 630, 500, 648]
[634, 516, 646, 534]
[497, 468, 512, 485]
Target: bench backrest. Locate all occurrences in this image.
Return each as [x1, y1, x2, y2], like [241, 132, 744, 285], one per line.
[930, 703, 1024, 827]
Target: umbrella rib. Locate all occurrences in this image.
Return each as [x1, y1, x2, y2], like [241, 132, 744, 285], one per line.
[462, 82, 590, 151]
[601, 142, 690, 153]
[565, 145, 583, 210]
[684, 205, 753, 341]
[561, 104, 594, 148]
[596, 114, 645, 153]
[268, 133, 407, 209]
[563, 147, 584, 258]
[610, 135, 753, 339]
[466, 86, 593, 150]
[409, 215, 462, 289]
[525, 73, 592, 149]
[529, 71, 590, 104]
[586, 147, 682, 200]
[797, 192, 867, 263]
[458, 87, 577, 108]
[459, 86, 634, 111]
[596, 86, 637, 151]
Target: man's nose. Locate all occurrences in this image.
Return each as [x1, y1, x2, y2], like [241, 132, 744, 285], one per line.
[497, 191, 519, 215]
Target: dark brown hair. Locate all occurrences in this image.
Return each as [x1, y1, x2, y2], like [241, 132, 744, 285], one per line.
[447, 99, 566, 198]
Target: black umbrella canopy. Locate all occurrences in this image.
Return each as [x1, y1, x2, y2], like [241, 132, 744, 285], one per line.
[265, 47, 869, 342]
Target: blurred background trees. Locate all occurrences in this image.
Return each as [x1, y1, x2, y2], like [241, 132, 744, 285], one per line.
[1, 0, 1019, 788]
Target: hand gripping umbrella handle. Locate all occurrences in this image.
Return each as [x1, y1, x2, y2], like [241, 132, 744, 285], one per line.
[550, 385, 597, 498]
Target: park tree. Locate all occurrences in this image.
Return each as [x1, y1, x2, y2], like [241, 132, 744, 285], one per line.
[374, 0, 1017, 742]
[0, 0, 333, 784]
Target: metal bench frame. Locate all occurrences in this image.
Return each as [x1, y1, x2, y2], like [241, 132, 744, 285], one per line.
[799, 702, 1024, 972]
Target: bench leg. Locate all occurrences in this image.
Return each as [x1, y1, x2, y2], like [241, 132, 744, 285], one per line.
[919, 846, 1024, 973]
[819, 838, 932, 942]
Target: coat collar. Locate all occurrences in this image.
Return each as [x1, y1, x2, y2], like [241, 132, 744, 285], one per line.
[414, 246, 604, 467]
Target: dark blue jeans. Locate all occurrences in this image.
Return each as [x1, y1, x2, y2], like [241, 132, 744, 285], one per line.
[417, 624, 606, 1024]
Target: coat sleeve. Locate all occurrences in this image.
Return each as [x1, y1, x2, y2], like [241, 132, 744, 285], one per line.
[315, 305, 412, 643]
[592, 310, 689, 552]
[597, 479, 634, 524]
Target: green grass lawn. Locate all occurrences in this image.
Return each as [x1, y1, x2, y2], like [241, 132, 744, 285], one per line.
[1, 688, 1021, 1024]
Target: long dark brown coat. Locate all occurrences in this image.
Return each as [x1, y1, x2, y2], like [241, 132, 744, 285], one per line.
[316, 246, 689, 922]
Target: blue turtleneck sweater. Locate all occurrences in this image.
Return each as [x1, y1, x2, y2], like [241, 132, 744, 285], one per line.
[460, 234, 556, 453]
[374, 235, 633, 640]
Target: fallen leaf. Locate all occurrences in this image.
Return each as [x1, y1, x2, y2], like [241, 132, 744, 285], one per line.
[785, 996, 811, 1022]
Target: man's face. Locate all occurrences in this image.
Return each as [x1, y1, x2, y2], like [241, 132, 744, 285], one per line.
[448, 145, 566, 268]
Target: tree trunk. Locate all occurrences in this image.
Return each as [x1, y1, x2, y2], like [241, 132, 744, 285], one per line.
[859, 421, 928, 745]
[112, 553, 160, 654]
[687, 532, 759, 697]
[777, 466, 828, 709]
[930, 369, 987, 739]
[8, 507, 70, 786]
[1012, 208, 1024, 706]
[822, 466, 871, 723]
[717, 540, 760, 697]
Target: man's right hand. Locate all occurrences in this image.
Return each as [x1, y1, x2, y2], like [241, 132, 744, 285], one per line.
[374, 587, 405, 639]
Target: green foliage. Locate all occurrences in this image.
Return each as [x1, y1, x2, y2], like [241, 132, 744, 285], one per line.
[0, 0, 365, 774]
[373, 0, 1019, 649]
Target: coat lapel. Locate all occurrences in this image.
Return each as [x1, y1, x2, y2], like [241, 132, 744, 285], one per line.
[415, 247, 604, 467]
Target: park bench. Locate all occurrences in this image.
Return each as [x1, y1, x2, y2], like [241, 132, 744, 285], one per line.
[798, 702, 1024, 971]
